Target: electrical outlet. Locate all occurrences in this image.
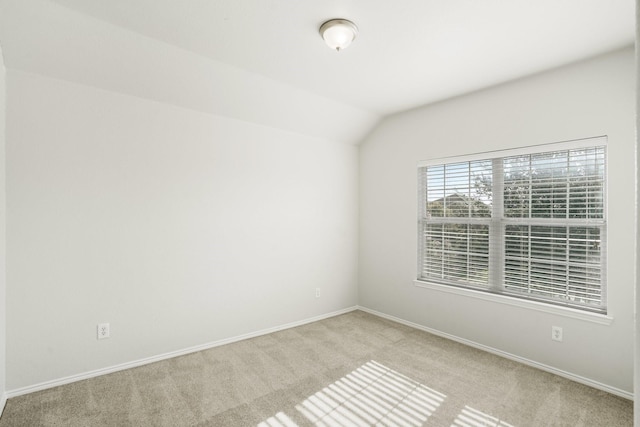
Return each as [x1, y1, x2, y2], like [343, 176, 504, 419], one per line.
[97, 323, 110, 340]
[315, 288, 321, 298]
[551, 326, 563, 342]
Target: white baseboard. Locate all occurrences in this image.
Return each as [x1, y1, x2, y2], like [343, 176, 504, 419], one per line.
[0, 393, 6, 418]
[6, 306, 359, 399]
[8, 305, 631, 402]
[357, 305, 634, 401]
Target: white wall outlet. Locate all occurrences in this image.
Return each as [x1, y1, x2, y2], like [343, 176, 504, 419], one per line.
[551, 326, 563, 342]
[97, 323, 110, 340]
[315, 288, 321, 298]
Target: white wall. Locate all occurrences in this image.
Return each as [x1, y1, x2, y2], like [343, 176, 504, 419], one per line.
[359, 47, 635, 395]
[0, 43, 7, 412]
[5, 70, 359, 391]
[635, 0, 639, 421]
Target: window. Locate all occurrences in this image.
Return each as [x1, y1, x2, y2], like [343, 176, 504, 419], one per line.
[417, 137, 606, 314]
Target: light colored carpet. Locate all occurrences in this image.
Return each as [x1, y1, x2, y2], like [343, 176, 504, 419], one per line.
[0, 310, 632, 426]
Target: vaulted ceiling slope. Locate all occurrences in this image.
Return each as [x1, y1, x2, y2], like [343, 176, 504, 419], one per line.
[0, 0, 635, 144]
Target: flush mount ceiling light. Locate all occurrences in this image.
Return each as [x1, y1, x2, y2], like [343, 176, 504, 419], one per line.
[319, 19, 358, 51]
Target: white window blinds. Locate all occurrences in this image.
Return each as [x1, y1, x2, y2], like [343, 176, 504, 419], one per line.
[418, 137, 606, 313]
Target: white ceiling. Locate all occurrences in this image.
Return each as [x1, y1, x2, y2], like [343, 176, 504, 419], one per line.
[0, 0, 635, 144]
[48, 0, 635, 115]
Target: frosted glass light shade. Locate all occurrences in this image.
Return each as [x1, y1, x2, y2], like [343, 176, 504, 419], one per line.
[319, 19, 358, 51]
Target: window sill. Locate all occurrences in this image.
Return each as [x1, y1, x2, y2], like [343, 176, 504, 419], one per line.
[413, 280, 614, 325]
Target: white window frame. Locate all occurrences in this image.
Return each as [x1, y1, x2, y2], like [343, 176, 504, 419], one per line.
[415, 136, 609, 322]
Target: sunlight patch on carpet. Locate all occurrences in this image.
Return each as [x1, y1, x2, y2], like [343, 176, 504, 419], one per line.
[257, 360, 446, 426]
[258, 411, 298, 427]
[257, 360, 521, 426]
